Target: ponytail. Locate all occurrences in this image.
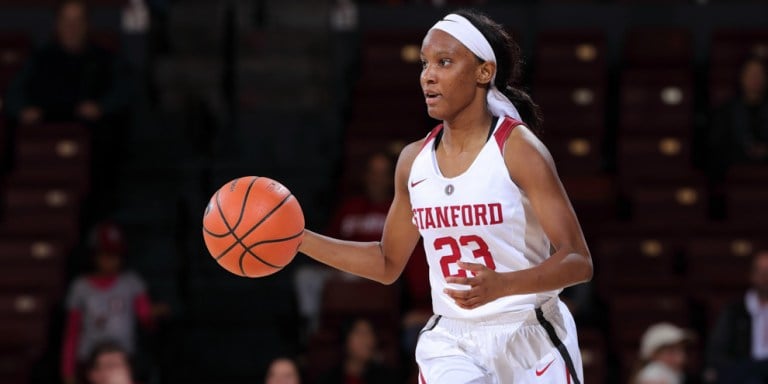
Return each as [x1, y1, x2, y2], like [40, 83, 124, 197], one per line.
[502, 85, 542, 134]
[455, 9, 543, 134]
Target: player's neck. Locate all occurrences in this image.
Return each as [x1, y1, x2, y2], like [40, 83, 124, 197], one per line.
[441, 107, 493, 154]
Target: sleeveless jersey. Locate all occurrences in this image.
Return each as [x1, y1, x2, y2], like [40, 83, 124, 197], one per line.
[408, 116, 558, 319]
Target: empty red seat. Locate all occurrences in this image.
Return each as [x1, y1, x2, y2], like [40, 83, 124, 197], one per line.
[535, 29, 606, 83]
[15, 137, 90, 167]
[685, 236, 755, 326]
[547, 135, 603, 175]
[725, 185, 768, 224]
[620, 69, 694, 134]
[0, 239, 65, 266]
[594, 236, 683, 296]
[0, 292, 48, 320]
[16, 122, 88, 140]
[685, 236, 756, 285]
[320, 277, 400, 330]
[8, 166, 91, 197]
[0, 32, 30, 91]
[561, 175, 618, 223]
[726, 164, 768, 186]
[0, 264, 64, 292]
[0, 211, 80, 246]
[711, 29, 768, 68]
[624, 28, 692, 66]
[4, 185, 81, 213]
[629, 184, 707, 223]
[617, 135, 699, 182]
[535, 85, 606, 135]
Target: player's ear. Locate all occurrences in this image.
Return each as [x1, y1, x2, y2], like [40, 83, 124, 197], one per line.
[477, 61, 495, 85]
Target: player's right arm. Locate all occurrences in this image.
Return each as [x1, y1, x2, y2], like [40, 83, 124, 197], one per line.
[298, 141, 423, 285]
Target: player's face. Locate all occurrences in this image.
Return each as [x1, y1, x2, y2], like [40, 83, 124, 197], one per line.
[265, 359, 301, 384]
[420, 29, 487, 121]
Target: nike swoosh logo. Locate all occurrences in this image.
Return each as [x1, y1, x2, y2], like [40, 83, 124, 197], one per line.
[535, 360, 555, 377]
[410, 178, 427, 188]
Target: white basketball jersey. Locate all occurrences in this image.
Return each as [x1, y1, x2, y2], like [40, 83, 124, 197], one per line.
[408, 116, 558, 319]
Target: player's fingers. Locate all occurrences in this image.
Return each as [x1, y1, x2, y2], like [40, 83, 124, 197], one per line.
[445, 276, 471, 285]
[444, 288, 476, 300]
[443, 288, 472, 300]
[458, 261, 485, 272]
[457, 297, 482, 309]
[446, 276, 479, 287]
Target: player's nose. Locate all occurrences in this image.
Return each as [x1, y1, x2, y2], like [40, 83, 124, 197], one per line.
[421, 64, 436, 86]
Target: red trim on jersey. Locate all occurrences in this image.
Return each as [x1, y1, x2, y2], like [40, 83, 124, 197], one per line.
[418, 124, 444, 153]
[419, 370, 428, 384]
[566, 365, 572, 384]
[493, 116, 523, 152]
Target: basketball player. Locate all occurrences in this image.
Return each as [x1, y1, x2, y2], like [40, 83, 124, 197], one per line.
[299, 10, 592, 383]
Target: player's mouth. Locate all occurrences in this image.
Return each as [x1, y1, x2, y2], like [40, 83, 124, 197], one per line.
[424, 91, 442, 105]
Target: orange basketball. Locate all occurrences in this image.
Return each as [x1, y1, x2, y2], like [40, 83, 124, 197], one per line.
[202, 176, 304, 277]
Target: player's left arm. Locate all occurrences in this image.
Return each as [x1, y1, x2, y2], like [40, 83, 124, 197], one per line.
[445, 125, 592, 309]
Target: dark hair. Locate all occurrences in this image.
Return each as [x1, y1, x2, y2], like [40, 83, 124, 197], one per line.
[453, 9, 542, 133]
[85, 341, 132, 372]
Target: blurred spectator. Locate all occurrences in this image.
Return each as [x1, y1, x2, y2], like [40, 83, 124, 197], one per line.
[317, 318, 399, 384]
[4, 0, 130, 125]
[633, 323, 692, 384]
[265, 357, 303, 384]
[61, 221, 168, 384]
[709, 55, 768, 177]
[3, 0, 132, 217]
[294, 152, 395, 332]
[85, 342, 134, 384]
[706, 249, 768, 384]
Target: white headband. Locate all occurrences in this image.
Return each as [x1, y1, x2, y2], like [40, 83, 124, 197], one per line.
[430, 14, 522, 121]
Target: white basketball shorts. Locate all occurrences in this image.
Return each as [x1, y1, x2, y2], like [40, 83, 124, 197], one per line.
[415, 297, 583, 384]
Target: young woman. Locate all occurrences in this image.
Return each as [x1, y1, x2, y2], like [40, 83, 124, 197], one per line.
[299, 10, 592, 383]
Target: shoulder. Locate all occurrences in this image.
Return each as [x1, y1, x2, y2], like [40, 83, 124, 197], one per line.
[395, 136, 429, 177]
[505, 123, 552, 162]
[68, 276, 90, 293]
[502, 122, 557, 183]
[120, 271, 147, 289]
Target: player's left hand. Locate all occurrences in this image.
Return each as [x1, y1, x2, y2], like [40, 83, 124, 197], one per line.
[444, 261, 508, 309]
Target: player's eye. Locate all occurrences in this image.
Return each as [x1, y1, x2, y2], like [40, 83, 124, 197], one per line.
[420, 59, 427, 69]
[439, 58, 451, 66]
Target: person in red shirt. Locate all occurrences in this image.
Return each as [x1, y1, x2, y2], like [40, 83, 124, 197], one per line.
[61, 222, 168, 384]
[295, 152, 398, 332]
